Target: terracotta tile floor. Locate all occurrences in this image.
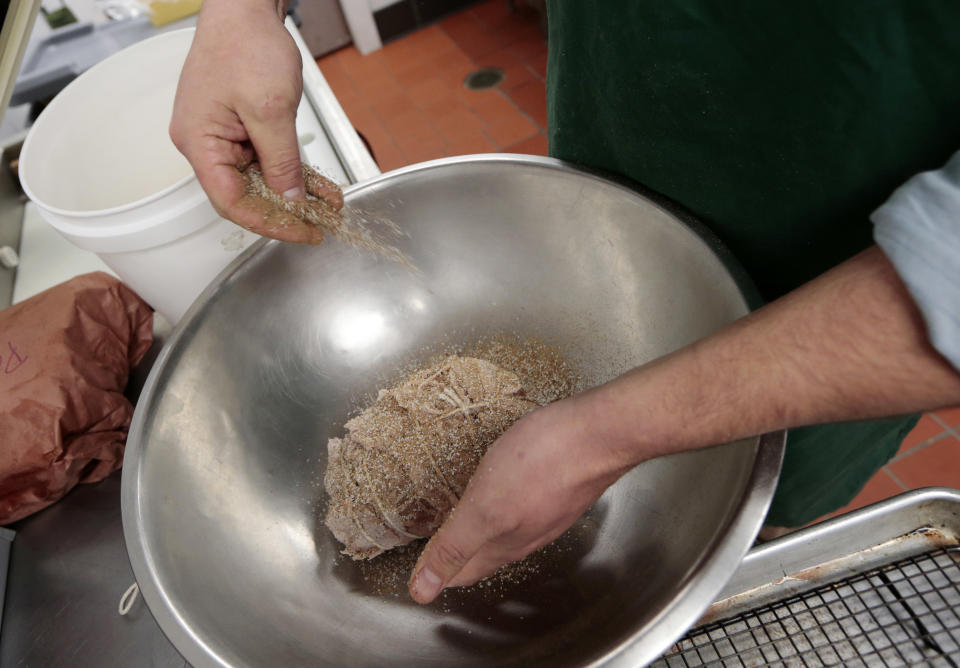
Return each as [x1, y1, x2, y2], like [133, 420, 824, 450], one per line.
[822, 408, 960, 522]
[316, 0, 548, 171]
[318, 0, 960, 524]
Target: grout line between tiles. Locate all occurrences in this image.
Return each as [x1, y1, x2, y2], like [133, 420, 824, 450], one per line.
[930, 412, 951, 429]
[882, 467, 909, 492]
[496, 88, 547, 132]
[934, 410, 960, 440]
[890, 430, 954, 463]
[326, 7, 548, 164]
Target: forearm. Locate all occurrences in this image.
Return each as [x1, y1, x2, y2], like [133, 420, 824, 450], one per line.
[583, 245, 960, 468]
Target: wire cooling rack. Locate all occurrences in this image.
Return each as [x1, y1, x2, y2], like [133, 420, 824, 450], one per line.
[653, 546, 960, 667]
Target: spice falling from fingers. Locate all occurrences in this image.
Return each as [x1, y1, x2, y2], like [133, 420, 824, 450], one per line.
[239, 162, 415, 269]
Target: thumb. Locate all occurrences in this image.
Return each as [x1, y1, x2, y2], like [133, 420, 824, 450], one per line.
[409, 512, 487, 604]
[243, 108, 305, 200]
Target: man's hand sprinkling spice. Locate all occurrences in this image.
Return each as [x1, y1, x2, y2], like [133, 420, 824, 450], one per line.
[170, 0, 330, 243]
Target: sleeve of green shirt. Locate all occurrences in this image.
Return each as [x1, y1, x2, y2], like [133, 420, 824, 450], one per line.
[873, 150, 960, 372]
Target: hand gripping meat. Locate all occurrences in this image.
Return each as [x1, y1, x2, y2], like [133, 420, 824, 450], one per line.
[324, 356, 539, 559]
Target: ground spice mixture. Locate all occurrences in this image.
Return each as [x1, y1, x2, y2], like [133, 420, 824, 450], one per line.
[324, 337, 583, 598]
[240, 162, 414, 269]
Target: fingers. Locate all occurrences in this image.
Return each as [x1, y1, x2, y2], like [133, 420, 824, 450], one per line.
[174, 140, 275, 237]
[446, 551, 507, 588]
[304, 165, 345, 211]
[235, 164, 335, 244]
[242, 99, 305, 201]
[235, 192, 326, 244]
[235, 144, 256, 171]
[170, 121, 246, 209]
[409, 510, 490, 604]
[445, 530, 561, 589]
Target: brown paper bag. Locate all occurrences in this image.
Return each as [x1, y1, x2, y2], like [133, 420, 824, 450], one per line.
[0, 272, 153, 525]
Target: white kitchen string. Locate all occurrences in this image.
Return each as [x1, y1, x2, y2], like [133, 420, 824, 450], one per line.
[119, 582, 140, 616]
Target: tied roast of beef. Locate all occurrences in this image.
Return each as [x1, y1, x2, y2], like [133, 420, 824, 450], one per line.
[324, 355, 538, 559]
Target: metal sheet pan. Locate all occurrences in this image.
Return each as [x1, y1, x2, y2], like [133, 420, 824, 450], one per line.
[703, 487, 960, 625]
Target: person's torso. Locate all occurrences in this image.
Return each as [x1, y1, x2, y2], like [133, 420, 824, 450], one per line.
[547, 0, 960, 299]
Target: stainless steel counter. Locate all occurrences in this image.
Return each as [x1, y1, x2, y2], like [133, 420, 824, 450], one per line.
[0, 473, 187, 667]
[0, 138, 24, 309]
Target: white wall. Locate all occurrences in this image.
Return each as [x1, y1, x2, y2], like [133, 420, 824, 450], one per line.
[339, 0, 382, 54]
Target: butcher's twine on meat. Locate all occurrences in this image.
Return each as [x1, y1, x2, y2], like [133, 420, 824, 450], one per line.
[324, 339, 580, 562]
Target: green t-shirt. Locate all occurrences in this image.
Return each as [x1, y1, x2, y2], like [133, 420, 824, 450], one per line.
[546, 1, 960, 525]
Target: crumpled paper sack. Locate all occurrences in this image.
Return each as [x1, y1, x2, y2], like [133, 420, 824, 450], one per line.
[0, 272, 153, 525]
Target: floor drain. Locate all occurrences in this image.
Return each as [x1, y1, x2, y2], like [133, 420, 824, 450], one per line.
[464, 67, 505, 90]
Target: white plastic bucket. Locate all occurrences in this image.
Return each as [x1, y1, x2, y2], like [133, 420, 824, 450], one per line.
[18, 28, 258, 323]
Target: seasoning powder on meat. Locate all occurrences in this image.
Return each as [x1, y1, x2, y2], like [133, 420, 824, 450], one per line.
[323, 339, 581, 594]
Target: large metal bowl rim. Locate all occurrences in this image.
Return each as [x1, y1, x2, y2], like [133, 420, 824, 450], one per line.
[121, 154, 786, 667]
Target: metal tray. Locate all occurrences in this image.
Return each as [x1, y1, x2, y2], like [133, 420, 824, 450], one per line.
[654, 487, 960, 666]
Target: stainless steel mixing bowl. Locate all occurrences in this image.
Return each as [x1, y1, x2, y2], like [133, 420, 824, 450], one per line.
[122, 155, 783, 667]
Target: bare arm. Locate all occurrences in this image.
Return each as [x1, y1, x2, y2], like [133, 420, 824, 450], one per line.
[598, 245, 960, 457]
[409, 245, 960, 603]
